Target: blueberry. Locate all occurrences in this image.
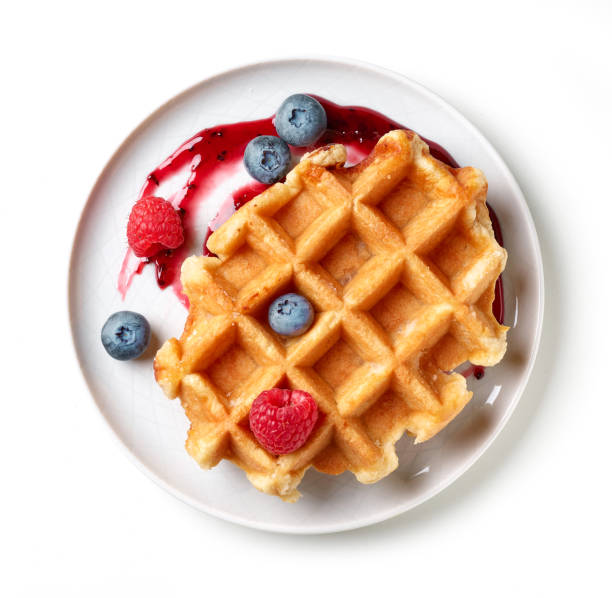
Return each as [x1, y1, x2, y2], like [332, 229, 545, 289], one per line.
[275, 94, 327, 147]
[268, 293, 314, 337]
[101, 311, 150, 360]
[243, 135, 291, 184]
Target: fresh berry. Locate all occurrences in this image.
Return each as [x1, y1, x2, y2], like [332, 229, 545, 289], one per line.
[268, 293, 314, 337]
[127, 196, 184, 258]
[275, 94, 327, 147]
[101, 311, 150, 360]
[249, 389, 319, 454]
[243, 135, 291, 184]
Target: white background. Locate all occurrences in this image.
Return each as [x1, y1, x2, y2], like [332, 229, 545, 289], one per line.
[2, 1, 611, 596]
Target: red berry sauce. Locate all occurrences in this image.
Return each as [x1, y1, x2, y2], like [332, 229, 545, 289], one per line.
[118, 94, 506, 370]
[461, 365, 486, 380]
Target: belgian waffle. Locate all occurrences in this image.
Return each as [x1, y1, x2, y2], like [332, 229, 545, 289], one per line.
[154, 130, 508, 502]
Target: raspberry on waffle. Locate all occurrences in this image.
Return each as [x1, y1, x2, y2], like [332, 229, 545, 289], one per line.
[154, 130, 508, 502]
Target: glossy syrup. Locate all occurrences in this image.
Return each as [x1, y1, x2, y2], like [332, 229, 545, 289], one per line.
[118, 96, 506, 379]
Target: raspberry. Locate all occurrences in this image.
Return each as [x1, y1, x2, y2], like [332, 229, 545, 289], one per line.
[127, 196, 184, 258]
[249, 389, 319, 455]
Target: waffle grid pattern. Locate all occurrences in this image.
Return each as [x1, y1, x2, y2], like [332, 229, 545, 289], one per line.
[154, 130, 508, 501]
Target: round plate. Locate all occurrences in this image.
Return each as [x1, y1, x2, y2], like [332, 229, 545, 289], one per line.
[69, 57, 544, 534]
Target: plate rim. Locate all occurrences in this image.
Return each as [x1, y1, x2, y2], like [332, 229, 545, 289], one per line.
[68, 55, 545, 534]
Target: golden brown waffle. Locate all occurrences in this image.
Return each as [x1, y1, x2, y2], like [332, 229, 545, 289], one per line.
[154, 130, 508, 502]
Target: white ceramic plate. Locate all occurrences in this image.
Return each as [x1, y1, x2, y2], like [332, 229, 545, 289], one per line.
[69, 57, 544, 534]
